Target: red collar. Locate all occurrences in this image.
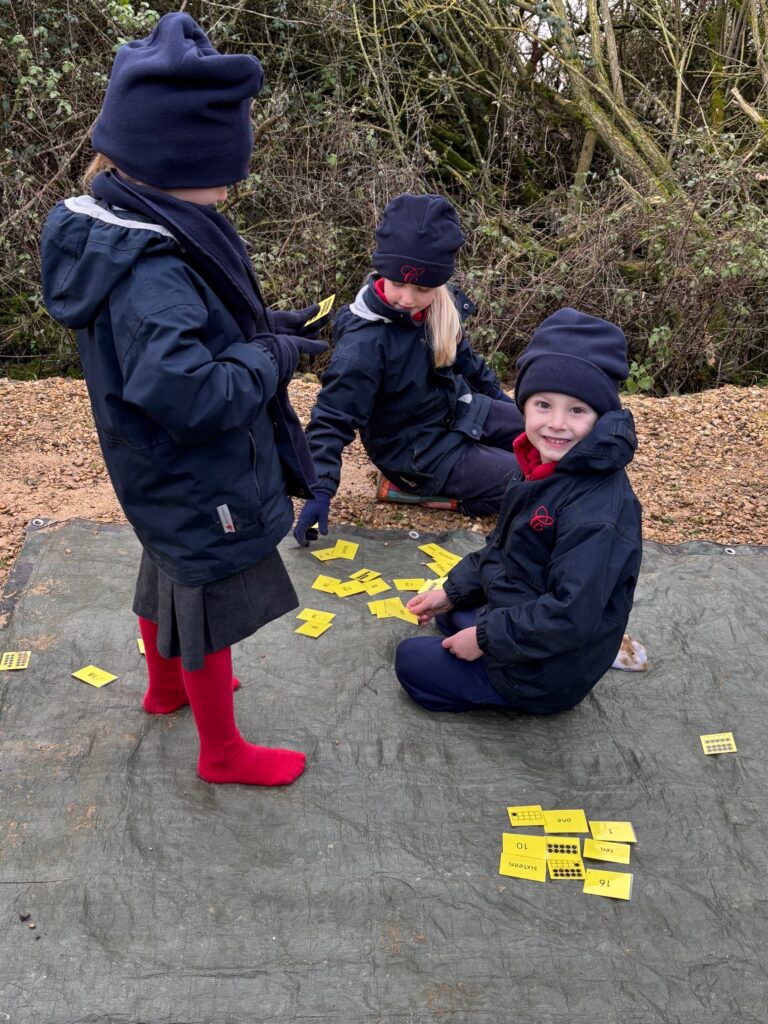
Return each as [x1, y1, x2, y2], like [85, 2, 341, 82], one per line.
[513, 432, 558, 480]
[373, 277, 427, 322]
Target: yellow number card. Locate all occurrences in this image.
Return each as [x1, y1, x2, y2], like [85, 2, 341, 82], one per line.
[72, 665, 117, 688]
[0, 651, 31, 671]
[312, 575, 342, 593]
[499, 851, 547, 883]
[418, 544, 461, 567]
[583, 869, 633, 900]
[392, 601, 418, 624]
[363, 577, 391, 596]
[334, 580, 367, 598]
[304, 294, 335, 326]
[137, 638, 145, 655]
[332, 540, 359, 560]
[507, 804, 544, 827]
[417, 576, 448, 593]
[296, 608, 335, 624]
[583, 839, 631, 864]
[311, 547, 340, 562]
[542, 809, 589, 834]
[502, 833, 548, 859]
[589, 821, 637, 843]
[295, 620, 332, 638]
[393, 578, 427, 592]
[700, 732, 737, 754]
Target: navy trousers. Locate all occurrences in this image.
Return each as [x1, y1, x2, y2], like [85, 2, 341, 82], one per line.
[441, 398, 523, 516]
[395, 608, 518, 712]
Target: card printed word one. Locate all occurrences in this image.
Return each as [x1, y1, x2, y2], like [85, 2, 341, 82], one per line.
[542, 809, 589, 834]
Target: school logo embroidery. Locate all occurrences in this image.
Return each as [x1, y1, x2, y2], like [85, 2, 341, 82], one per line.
[400, 264, 426, 284]
[529, 505, 554, 532]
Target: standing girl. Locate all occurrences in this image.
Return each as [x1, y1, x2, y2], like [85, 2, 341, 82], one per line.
[294, 194, 523, 544]
[40, 12, 327, 786]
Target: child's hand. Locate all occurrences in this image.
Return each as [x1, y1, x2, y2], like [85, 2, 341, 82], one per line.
[406, 587, 453, 624]
[442, 627, 483, 661]
[271, 304, 332, 339]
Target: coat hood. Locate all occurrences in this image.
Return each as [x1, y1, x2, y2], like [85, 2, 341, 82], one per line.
[40, 195, 178, 328]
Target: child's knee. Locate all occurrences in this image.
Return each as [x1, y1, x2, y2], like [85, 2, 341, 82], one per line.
[394, 637, 425, 687]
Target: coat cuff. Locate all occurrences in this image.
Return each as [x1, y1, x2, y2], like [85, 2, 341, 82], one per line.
[314, 474, 339, 497]
[475, 615, 491, 655]
[443, 577, 463, 607]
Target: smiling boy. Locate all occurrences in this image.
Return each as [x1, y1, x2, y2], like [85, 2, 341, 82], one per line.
[395, 308, 643, 715]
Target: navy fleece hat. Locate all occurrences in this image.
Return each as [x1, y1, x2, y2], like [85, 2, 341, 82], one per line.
[372, 194, 466, 287]
[515, 308, 629, 416]
[91, 12, 264, 188]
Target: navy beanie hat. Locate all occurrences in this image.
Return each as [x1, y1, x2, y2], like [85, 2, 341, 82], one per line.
[515, 308, 629, 416]
[372, 194, 466, 287]
[91, 12, 264, 188]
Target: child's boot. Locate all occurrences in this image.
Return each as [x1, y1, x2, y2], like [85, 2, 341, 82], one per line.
[139, 617, 239, 714]
[182, 646, 306, 786]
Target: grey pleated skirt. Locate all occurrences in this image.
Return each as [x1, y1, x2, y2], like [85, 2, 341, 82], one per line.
[132, 547, 298, 671]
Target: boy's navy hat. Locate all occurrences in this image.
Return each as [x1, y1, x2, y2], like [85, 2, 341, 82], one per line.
[91, 12, 264, 188]
[515, 308, 629, 416]
[372, 193, 466, 287]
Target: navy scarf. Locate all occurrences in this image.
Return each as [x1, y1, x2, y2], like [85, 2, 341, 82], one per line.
[90, 171, 317, 499]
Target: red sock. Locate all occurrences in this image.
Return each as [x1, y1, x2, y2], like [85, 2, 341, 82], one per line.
[139, 617, 239, 714]
[182, 646, 306, 786]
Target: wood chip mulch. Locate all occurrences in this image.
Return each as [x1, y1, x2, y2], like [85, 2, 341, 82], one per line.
[0, 377, 766, 596]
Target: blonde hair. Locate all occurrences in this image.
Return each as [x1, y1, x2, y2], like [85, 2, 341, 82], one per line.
[426, 285, 461, 367]
[82, 152, 116, 190]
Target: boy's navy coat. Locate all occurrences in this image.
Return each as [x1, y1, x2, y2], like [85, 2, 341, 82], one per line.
[40, 196, 293, 586]
[444, 410, 642, 713]
[306, 277, 507, 495]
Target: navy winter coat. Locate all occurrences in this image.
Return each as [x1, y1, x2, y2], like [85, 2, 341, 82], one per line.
[40, 196, 293, 586]
[444, 410, 642, 713]
[306, 277, 507, 495]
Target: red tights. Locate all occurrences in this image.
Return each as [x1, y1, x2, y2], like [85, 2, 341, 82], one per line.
[138, 617, 305, 786]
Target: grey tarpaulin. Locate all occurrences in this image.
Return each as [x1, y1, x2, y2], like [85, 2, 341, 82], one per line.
[0, 518, 766, 1024]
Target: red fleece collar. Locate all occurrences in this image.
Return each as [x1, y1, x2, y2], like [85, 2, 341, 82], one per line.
[373, 277, 427, 322]
[513, 432, 558, 480]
